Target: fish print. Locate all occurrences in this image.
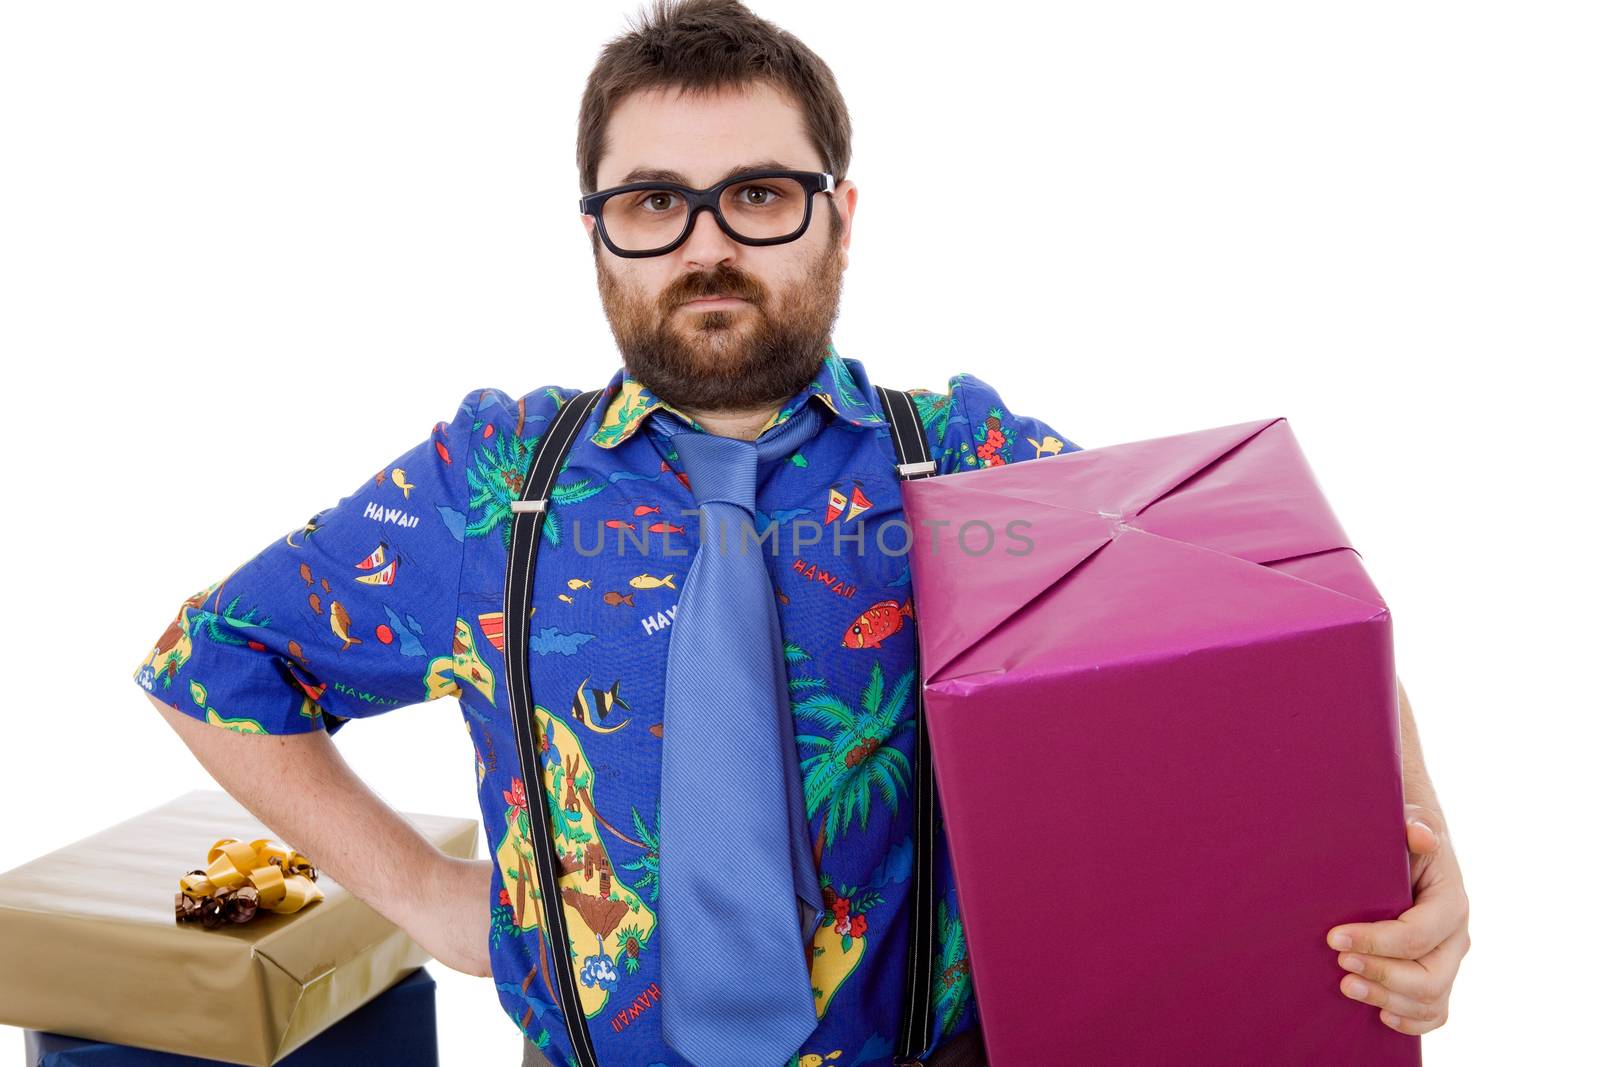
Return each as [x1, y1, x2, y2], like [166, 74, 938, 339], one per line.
[130, 347, 1080, 1067]
[329, 601, 360, 651]
[571, 676, 632, 734]
[841, 598, 914, 649]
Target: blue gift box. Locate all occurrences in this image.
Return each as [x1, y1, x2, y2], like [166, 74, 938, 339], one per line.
[24, 967, 437, 1067]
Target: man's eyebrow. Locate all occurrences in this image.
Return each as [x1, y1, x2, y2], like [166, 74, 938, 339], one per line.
[617, 159, 804, 187]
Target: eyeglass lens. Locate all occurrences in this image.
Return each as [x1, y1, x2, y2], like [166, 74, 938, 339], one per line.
[601, 176, 809, 253]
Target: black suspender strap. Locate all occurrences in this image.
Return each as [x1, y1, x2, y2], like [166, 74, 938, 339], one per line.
[502, 384, 941, 1067]
[876, 386, 941, 1067]
[504, 387, 606, 1067]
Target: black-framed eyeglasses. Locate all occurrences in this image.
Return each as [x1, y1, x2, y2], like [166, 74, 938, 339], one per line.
[578, 170, 835, 258]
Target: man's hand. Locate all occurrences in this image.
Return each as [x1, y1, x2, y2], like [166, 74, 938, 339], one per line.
[1326, 804, 1470, 1034]
[404, 855, 494, 978]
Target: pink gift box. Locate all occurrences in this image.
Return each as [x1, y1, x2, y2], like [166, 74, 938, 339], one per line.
[901, 417, 1420, 1066]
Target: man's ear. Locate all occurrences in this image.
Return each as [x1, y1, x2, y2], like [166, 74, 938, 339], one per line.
[834, 180, 858, 267]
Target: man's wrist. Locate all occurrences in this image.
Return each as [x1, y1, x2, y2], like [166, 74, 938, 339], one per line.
[400, 846, 459, 926]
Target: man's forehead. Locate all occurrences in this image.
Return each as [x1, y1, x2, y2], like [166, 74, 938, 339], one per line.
[597, 84, 823, 189]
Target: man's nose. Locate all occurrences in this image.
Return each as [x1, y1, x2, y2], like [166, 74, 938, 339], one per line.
[678, 205, 739, 266]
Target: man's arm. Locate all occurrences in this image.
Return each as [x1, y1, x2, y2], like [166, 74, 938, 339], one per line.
[148, 693, 492, 976]
[130, 388, 520, 976]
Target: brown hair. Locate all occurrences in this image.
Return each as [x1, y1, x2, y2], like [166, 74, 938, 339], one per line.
[577, 0, 853, 204]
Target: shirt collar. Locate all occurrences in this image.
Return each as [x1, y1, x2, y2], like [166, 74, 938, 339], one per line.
[588, 341, 886, 448]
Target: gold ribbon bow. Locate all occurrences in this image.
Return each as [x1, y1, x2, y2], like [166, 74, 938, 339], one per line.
[176, 837, 323, 926]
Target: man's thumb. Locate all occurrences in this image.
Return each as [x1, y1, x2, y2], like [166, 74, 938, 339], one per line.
[1406, 817, 1441, 853]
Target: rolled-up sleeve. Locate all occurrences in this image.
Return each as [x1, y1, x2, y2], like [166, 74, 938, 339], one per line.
[133, 389, 486, 736]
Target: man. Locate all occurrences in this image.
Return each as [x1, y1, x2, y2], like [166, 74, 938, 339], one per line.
[134, 1, 1469, 1064]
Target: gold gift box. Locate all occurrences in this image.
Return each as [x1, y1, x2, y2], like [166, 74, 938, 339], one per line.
[0, 788, 478, 1066]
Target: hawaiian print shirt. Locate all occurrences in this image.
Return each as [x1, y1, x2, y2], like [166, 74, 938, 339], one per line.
[133, 344, 1080, 1066]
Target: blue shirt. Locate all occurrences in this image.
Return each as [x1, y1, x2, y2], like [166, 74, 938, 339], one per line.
[134, 346, 1080, 1066]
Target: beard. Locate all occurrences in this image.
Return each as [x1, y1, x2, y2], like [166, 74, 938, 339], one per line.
[593, 209, 845, 413]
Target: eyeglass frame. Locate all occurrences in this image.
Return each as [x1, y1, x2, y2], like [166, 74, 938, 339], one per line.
[578, 169, 836, 259]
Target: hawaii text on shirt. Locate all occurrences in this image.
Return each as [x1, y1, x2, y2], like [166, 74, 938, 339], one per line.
[134, 345, 1080, 1066]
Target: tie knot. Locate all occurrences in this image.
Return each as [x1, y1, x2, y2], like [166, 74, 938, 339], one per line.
[673, 432, 758, 511]
[670, 400, 824, 512]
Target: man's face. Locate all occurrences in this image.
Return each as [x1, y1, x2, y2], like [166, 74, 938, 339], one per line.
[585, 81, 858, 414]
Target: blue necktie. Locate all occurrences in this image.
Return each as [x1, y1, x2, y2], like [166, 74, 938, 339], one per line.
[658, 400, 828, 1067]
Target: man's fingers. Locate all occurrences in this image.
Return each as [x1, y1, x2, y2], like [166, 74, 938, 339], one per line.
[1337, 925, 1469, 1004]
[1333, 925, 1468, 1037]
[1406, 819, 1440, 854]
[1327, 891, 1456, 959]
[1337, 971, 1448, 1033]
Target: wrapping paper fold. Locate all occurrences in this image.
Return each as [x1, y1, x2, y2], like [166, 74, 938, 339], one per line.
[901, 417, 1421, 1066]
[0, 789, 477, 1066]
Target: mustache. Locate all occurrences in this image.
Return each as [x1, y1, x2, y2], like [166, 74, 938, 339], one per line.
[672, 274, 760, 304]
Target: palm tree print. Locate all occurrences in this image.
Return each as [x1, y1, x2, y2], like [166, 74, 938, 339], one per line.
[185, 594, 271, 650]
[466, 429, 606, 549]
[934, 897, 975, 1034]
[791, 653, 916, 869]
[909, 388, 954, 449]
[619, 799, 661, 903]
[543, 757, 594, 851]
[819, 347, 872, 416]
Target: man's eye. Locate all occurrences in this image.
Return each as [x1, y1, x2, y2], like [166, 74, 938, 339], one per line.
[736, 185, 781, 206]
[637, 192, 679, 212]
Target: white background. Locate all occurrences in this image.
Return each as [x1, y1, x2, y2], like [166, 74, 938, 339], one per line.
[3, 2, 1595, 1064]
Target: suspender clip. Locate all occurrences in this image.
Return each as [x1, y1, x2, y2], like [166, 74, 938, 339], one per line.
[510, 499, 547, 513]
[896, 460, 937, 477]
